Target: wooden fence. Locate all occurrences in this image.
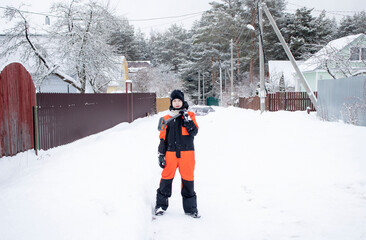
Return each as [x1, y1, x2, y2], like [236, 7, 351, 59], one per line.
[0, 63, 36, 157]
[239, 92, 317, 112]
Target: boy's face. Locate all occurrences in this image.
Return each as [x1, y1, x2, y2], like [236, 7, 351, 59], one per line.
[172, 99, 183, 109]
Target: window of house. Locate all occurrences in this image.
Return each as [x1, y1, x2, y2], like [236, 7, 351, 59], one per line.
[350, 47, 366, 61]
[350, 47, 360, 61]
[362, 48, 366, 61]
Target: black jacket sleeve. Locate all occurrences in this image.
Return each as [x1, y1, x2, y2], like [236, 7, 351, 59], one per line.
[184, 121, 198, 137]
[158, 139, 167, 155]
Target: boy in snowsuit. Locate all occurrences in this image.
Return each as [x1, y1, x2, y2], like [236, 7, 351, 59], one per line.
[155, 90, 200, 218]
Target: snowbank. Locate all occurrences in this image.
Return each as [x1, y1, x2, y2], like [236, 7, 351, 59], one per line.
[0, 117, 161, 240]
[1, 107, 366, 240]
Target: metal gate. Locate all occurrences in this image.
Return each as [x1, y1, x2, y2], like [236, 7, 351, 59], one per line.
[0, 63, 36, 157]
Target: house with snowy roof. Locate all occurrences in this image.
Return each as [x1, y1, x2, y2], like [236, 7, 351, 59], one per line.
[298, 33, 366, 91]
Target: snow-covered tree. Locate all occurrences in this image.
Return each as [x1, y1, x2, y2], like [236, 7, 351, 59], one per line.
[278, 73, 285, 92]
[281, 7, 318, 60]
[49, 0, 126, 93]
[183, 0, 289, 99]
[313, 11, 337, 45]
[149, 24, 192, 73]
[108, 19, 136, 60]
[131, 30, 152, 61]
[260, 0, 288, 61]
[192, 0, 252, 78]
[336, 11, 366, 38]
[184, 0, 253, 100]
[1, 6, 81, 91]
[1, 1, 129, 93]
[131, 64, 184, 97]
[109, 26, 151, 61]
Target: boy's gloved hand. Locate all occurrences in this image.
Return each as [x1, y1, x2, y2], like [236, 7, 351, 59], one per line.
[179, 110, 192, 122]
[158, 154, 166, 168]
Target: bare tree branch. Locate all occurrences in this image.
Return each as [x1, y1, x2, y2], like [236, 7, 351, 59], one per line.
[2, 6, 82, 92]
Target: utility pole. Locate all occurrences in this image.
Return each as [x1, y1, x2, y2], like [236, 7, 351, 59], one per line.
[249, 7, 257, 84]
[198, 71, 201, 103]
[225, 70, 227, 93]
[258, 0, 266, 113]
[203, 73, 205, 104]
[230, 39, 234, 106]
[219, 61, 223, 106]
[261, 3, 318, 111]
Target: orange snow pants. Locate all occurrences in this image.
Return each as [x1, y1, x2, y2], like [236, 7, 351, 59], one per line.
[161, 151, 195, 181]
[156, 150, 197, 213]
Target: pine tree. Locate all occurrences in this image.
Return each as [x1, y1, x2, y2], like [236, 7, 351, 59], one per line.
[149, 24, 191, 73]
[187, 0, 255, 99]
[260, 0, 288, 60]
[336, 11, 366, 38]
[109, 20, 137, 60]
[279, 73, 285, 92]
[282, 7, 318, 60]
[131, 29, 151, 61]
[313, 11, 337, 45]
[182, 0, 287, 99]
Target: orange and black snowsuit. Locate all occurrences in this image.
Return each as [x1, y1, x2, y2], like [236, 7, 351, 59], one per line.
[156, 111, 199, 214]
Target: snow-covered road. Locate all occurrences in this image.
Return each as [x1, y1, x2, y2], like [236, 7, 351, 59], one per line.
[1, 107, 366, 240]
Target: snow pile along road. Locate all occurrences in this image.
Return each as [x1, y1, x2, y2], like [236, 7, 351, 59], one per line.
[0, 118, 160, 240]
[1, 107, 366, 240]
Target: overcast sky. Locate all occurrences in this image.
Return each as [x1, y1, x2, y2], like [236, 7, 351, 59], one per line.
[1, 0, 365, 35]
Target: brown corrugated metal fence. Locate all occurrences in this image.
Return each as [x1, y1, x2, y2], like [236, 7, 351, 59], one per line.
[133, 93, 157, 118]
[0, 63, 36, 157]
[36, 93, 156, 150]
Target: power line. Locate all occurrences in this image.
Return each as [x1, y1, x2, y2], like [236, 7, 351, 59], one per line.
[287, 2, 361, 13]
[0, 6, 58, 18]
[140, 14, 202, 30]
[0, 6, 206, 22]
[2, 3, 362, 23]
[128, 11, 205, 22]
[287, 8, 351, 17]
[286, 2, 362, 17]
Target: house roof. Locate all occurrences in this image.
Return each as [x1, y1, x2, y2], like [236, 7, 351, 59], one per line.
[128, 61, 151, 68]
[128, 61, 151, 73]
[299, 33, 366, 72]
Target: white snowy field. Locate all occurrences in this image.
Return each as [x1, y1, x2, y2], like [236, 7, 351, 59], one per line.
[1, 107, 366, 240]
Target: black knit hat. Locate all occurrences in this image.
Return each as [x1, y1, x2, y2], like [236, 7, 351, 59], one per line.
[170, 89, 184, 103]
[169, 89, 188, 110]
